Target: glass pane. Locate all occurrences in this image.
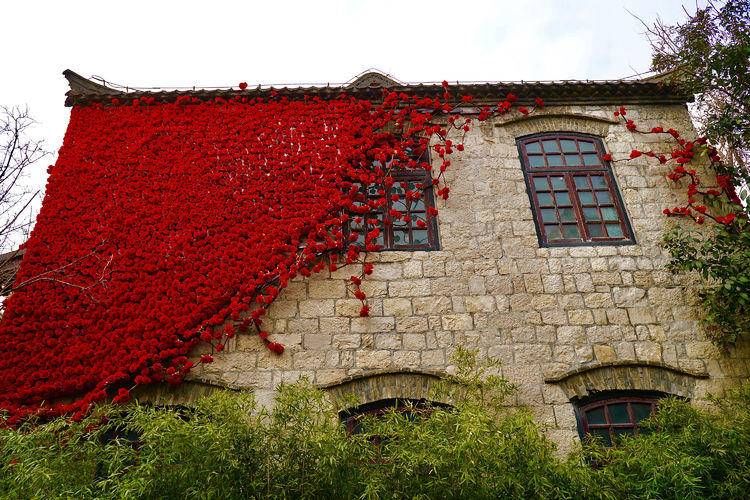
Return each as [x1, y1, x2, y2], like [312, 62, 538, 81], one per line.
[533, 177, 549, 191]
[529, 155, 545, 167]
[560, 139, 577, 152]
[537, 193, 554, 206]
[550, 177, 567, 190]
[564, 154, 582, 166]
[555, 192, 571, 206]
[411, 198, 425, 211]
[595, 191, 612, 204]
[601, 207, 619, 221]
[588, 224, 605, 237]
[412, 229, 428, 245]
[613, 428, 635, 441]
[590, 428, 612, 446]
[392, 231, 406, 245]
[559, 208, 576, 222]
[579, 192, 595, 205]
[574, 176, 589, 189]
[367, 184, 379, 196]
[541, 209, 557, 223]
[583, 154, 600, 166]
[393, 218, 408, 227]
[608, 403, 631, 424]
[586, 407, 606, 425]
[525, 141, 542, 154]
[392, 200, 407, 212]
[579, 141, 596, 152]
[542, 139, 560, 153]
[583, 208, 600, 221]
[391, 183, 405, 195]
[562, 224, 580, 239]
[591, 176, 607, 189]
[632, 403, 653, 422]
[606, 224, 624, 238]
[547, 155, 564, 167]
[544, 225, 562, 241]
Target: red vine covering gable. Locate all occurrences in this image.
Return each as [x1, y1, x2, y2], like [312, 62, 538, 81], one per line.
[2, 85, 535, 423]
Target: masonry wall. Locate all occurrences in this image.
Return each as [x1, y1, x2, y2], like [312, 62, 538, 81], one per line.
[182, 103, 750, 452]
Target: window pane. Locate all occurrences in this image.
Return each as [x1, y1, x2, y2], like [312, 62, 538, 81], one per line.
[606, 224, 624, 238]
[595, 191, 612, 204]
[583, 154, 600, 166]
[533, 177, 549, 191]
[547, 155, 564, 167]
[411, 198, 425, 211]
[574, 176, 589, 189]
[591, 176, 607, 189]
[392, 231, 406, 245]
[537, 193, 554, 206]
[579, 192, 595, 205]
[545, 225, 562, 241]
[608, 403, 630, 424]
[559, 208, 576, 222]
[541, 209, 557, 223]
[525, 141, 542, 154]
[542, 139, 560, 153]
[392, 200, 407, 212]
[601, 207, 619, 221]
[367, 184, 379, 197]
[590, 428, 612, 446]
[560, 139, 577, 152]
[564, 154, 582, 166]
[550, 177, 566, 190]
[583, 208, 600, 221]
[412, 229, 428, 245]
[562, 224, 580, 239]
[632, 403, 653, 422]
[588, 224, 605, 237]
[555, 192, 571, 206]
[586, 407, 606, 425]
[579, 141, 596, 152]
[393, 218, 408, 227]
[613, 428, 635, 440]
[529, 155, 545, 167]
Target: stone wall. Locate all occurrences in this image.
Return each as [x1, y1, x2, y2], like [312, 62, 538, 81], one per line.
[186, 103, 750, 452]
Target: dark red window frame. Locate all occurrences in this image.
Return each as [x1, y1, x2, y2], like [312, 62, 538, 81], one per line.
[576, 394, 660, 446]
[518, 133, 635, 247]
[350, 169, 440, 251]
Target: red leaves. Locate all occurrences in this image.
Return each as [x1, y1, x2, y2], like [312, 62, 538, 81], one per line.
[239, 82, 248, 90]
[629, 150, 642, 159]
[716, 213, 736, 225]
[602, 153, 613, 162]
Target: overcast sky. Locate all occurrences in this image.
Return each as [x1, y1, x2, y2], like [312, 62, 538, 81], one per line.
[2, 0, 702, 214]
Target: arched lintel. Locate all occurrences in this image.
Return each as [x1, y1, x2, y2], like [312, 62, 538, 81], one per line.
[497, 112, 618, 139]
[321, 369, 444, 407]
[544, 360, 708, 401]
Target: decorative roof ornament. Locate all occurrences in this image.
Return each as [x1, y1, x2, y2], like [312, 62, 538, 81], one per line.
[346, 70, 401, 90]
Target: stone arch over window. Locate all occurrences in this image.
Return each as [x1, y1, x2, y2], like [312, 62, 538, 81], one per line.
[320, 370, 444, 407]
[496, 112, 617, 138]
[544, 360, 709, 401]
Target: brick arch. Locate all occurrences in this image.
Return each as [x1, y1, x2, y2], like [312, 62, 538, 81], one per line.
[496, 112, 617, 139]
[320, 370, 444, 406]
[544, 360, 709, 400]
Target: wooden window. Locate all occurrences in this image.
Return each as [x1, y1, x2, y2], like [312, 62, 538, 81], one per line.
[339, 398, 448, 435]
[350, 170, 440, 251]
[518, 133, 635, 247]
[577, 395, 660, 446]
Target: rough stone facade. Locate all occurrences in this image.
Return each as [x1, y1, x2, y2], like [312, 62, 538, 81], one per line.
[172, 101, 750, 452]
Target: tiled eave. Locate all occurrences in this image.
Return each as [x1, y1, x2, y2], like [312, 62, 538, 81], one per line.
[63, 69, 691, 108]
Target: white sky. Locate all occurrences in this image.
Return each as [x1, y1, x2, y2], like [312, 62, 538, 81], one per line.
[2, 0, 700, 217]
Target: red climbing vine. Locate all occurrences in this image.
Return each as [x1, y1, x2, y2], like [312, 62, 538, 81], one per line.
[0, 82, 543, 422]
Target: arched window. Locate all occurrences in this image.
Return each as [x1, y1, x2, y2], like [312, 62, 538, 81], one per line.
[574, 391, 665, 446]
[339, 398, 449, 434]
[517, 133, 635, 246]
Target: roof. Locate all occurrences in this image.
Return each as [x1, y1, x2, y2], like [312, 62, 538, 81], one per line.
[63, 70, 691, 108]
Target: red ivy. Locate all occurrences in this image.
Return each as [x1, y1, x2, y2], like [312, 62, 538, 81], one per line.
[0, 86, 541, 422]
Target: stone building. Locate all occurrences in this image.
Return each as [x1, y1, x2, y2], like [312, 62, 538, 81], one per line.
[63, 70, 750, 451]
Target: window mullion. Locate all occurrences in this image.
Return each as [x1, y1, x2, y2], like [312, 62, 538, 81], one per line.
[565, 173, 588, 241]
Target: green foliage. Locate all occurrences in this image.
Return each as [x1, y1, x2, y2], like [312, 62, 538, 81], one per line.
[2, 349, 750, 499]
[663, 217, 750, 344]
[649, 0, 750, 177]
